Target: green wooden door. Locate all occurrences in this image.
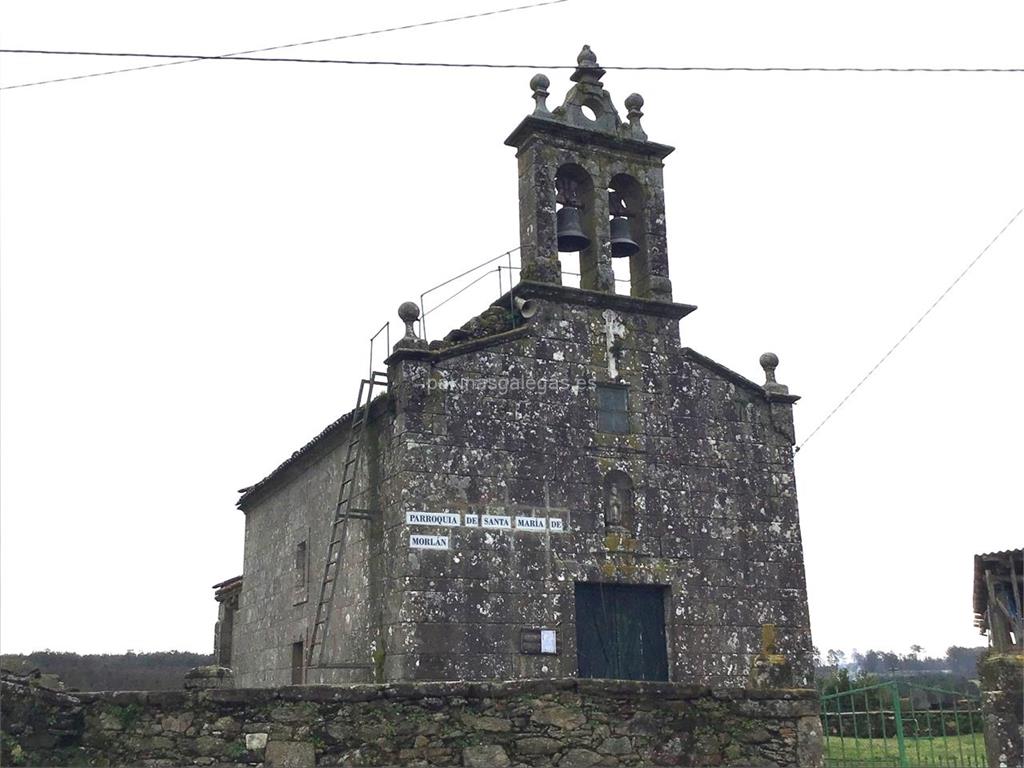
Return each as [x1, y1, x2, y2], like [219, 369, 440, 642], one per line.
[575, 583, 669, 681]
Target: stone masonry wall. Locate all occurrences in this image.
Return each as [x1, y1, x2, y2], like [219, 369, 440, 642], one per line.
[1, 673, 824, 768]
[380, 289, 813, 685]
[229, 285, 813, 688]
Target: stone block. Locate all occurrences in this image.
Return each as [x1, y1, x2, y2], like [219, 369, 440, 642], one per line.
[245, 732, 268, 750]
[265, 740, 315, 768]
[598, 736, 633, 755]
[183, 666, 234, 690]
[460, 713, 512, 732]
[516, 736, 563, 755]
[531, 704, 586, 730]
[462, 744, 511, 767]
[559, 747, 603, 767]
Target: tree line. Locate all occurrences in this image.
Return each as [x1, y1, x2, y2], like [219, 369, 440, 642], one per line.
[0, 651, 214, 691]
[814, 645, 987, 679]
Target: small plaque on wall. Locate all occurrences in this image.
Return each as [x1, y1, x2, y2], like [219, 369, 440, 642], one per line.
[520, 627, 558, 655]
[515, 516, 547, 532]
[406, 511, 460, 527]
[409, 534, 449, 550]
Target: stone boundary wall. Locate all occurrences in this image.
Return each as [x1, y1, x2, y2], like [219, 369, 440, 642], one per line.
[1, 673, 823, 767]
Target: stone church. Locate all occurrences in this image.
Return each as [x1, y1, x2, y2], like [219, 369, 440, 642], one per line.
[214, 46, 814, 688]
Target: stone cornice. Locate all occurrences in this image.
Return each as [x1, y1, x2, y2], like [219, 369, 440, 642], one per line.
[496, 281, 697, 320]
[505, 115, 675, 160]
[384, 325, 533, 367]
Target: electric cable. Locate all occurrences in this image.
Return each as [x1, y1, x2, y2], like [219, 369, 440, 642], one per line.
[2, 47, 1020, 94]
[795, 205, 1024, 453]
[0, 0, 569, 90]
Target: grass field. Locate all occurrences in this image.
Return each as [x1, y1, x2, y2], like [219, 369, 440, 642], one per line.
[824, 734, 988, 767]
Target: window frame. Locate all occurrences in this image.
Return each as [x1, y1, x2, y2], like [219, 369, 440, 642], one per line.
[596, 382, 630, 434]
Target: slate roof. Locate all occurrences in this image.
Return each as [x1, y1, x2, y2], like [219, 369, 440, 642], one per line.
[235, 396, 385, 511]
[236, 325, 532, 512]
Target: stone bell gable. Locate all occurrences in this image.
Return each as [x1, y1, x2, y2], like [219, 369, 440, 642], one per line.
[506, 45, 674, 301]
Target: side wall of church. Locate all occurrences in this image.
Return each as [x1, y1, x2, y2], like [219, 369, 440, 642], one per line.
[231, 409, 397, 687]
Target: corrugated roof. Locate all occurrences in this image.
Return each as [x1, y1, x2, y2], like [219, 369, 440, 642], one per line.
[972, 548, 1023, 633]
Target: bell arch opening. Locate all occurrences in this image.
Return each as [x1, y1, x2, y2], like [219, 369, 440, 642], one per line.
[554, 163, 597, 289]
[608, 174, 650, 297]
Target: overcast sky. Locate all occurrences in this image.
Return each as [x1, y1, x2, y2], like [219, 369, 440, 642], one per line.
[1, 0, 1021, 660]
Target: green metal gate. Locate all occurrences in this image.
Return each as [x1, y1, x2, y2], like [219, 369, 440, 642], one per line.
[821, 681, 987, 767]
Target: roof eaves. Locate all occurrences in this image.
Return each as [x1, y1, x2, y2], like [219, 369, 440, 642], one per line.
[680, 347, 800, 403]
[236, 393, 389, 511]
[212, 575, 242, 590]
[973, 548, 1023, 620]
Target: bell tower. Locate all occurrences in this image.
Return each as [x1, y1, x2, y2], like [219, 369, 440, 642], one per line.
[505, 45, 675, 302]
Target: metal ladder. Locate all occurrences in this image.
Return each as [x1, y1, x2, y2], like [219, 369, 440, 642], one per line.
[306, 370, 389, 670]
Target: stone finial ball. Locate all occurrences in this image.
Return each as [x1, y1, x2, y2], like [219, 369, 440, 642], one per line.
[398, 302, 421, 323]
[530, 73, 550, 92]
[625, 93, 644, 111]
[759, 352, 779, 370]
[577, 45, 597, 66]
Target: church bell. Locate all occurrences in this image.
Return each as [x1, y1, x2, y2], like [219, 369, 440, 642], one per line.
[609, 217, 640, 258]
[556, 206, 590, 252]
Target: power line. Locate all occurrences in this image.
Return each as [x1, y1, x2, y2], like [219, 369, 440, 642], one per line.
[795, 205, 1024, 454]
[2, 48, 1022, 85]
[0, 0, 569, 91]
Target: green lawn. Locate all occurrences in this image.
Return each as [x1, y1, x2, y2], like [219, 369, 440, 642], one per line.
[824, 734, 987, 767]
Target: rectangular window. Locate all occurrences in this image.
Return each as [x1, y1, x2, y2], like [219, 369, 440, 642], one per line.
[597, 384, 629, 433]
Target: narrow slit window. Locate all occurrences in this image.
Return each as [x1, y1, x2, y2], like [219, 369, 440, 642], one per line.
[597, 384, 629, 433]
[295, 541, 307, 588]
[291, 641, 304, 684]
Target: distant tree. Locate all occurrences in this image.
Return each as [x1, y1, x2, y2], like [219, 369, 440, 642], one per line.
[811, 644, 988, 688]
[881, 652, 900, 674]
[826, 649, 846, 670]
[860, 650, 882, 674]
[820, 667, 853, 696]
[945, 646, 987, 677]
